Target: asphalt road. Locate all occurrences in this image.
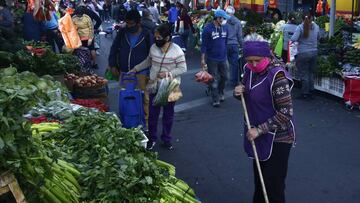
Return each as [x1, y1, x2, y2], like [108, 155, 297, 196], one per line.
[96, 30, 360, 203]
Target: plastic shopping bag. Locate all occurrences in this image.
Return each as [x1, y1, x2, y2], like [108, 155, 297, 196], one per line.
[274, 32, 283, 58]
[58, 13, 82, 49]
[153, 77, 171, 106]
[288, 41, 298, 62]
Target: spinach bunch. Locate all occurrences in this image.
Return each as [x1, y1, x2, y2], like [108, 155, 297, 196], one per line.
[46, 110, 168, 203]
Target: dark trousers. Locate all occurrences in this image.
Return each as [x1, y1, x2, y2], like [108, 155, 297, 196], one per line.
[207, 59, 228, 102]
[45, 28, 64, 53]
[295, 52, 317, 95]
[227, 44, 240, 87]
[148, 94, 175, 143]
[253, 143, 292, 203]
[180, 29, 190, 49]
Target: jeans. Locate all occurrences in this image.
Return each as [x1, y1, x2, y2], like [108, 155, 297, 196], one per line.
[227, 45, 240, 87]
[180, 29, 190, 49]
[46, 28, 64, 53]
[253, 143, 292, 203]
[207, 59, 228, 102]
[295, 52, 317, 95]
[136, 74, 150, 127]
[148, 94, 176, 143]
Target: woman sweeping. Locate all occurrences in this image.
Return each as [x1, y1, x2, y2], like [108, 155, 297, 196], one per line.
[234, 34, 295, 203]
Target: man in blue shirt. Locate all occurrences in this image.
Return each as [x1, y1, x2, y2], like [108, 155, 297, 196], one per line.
[201, 9, 229, 107]
[109, 10, 153, 127]
[167, 4, 179, 27]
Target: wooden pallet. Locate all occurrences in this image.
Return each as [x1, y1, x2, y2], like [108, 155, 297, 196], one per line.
[0, 171, 26, 203]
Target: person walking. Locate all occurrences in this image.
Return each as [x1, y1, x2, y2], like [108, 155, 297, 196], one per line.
[233, 33, 295, 203]
[175, 8, 195, 50]
[148, 1, 160, 23]
[108, 9, 153, 129]
[72, 6, 94, 49]
[141, 8, 156, 34]
[103, 0, 112, 22]
[167, 3, 179, 28]
[291, 12, 319, 99]
[42, 11, 64, 52]
[131, 23, 187, 150]
[201, 9, 229, 107]
[225, 6, 243, 87]
[76, 4, 102, 69]
[281, 13, 297, 63]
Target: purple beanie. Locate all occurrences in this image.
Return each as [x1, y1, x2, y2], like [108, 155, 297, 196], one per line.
[243, 41, 271, 58]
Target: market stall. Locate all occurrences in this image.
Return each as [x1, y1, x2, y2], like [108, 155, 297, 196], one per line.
[0, 66, 202, 202]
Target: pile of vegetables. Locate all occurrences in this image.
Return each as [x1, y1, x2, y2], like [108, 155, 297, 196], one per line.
[44, 109, 200, 203]
[0, 67, 80, 202]
[0, 42, 80, 76]
[0, 27, 23, 53]
[343, 47, 360, 66]
[1, 67, 201, 202]
[316, 53, 341, 77]
[65, 73, 108, 88]
[71, 99, 109, 112]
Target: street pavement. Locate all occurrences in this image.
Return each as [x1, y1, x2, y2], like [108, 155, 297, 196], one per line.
[95, 31, 360, 203]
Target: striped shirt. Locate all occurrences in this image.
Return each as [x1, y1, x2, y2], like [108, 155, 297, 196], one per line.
[134, 43, 187, 83]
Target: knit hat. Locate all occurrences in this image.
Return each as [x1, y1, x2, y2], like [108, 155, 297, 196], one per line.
[243, 34, 271, 58]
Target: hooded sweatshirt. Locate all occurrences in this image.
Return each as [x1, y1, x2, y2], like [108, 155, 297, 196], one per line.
[201, 22, 228, 62]
[226, 15, 242, 46]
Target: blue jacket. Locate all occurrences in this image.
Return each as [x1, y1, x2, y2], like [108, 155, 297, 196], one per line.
[168, 7, 178, 23]
[42, 12, 59, 30]
[22, 12, 42, 41]
[0, 7, 13, 28]
[108, 28, 153, 74]
[201, 22, 228, 62]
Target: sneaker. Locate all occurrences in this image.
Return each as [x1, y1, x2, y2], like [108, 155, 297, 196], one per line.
[219, 94, 225, 102]
[162, 142, 174, 150]
[146, 141, 156, 150]
[212, 101, 220, 107]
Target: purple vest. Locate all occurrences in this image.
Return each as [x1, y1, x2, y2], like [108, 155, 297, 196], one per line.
[243, 66, 294, 161]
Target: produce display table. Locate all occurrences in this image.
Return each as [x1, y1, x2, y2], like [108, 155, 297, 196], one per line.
[0, 171, 26, 203]
[287, 63, 345, 98]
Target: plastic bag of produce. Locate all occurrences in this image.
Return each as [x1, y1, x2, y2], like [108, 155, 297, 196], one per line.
[153, 77, 171, 106]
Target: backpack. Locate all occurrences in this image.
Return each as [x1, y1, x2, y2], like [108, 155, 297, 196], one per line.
[118, 73, 146, 129]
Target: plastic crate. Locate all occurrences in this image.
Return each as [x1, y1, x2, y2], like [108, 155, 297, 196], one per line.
[314, 76, 345, 98]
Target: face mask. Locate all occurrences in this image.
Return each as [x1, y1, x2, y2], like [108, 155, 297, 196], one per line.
[155, 39, 167, 47]
[247, 57, 270, 73]
[126, 25, 138, 33]
[221, 20, 227, 25]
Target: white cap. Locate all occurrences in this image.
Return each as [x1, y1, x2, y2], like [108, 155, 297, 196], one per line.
[226, 6, 235, 15]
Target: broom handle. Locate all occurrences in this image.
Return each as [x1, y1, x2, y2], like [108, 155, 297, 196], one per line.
[240, 94, 269, 203]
